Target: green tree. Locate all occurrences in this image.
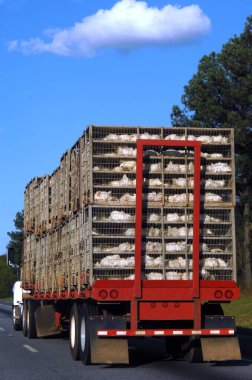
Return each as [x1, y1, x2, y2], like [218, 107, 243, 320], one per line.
[171, 16, 252, 287]
[0, 255, 16, 298]
[7, 210, 24, 267]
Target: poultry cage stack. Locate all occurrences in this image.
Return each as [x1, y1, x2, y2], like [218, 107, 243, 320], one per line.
[22, 126, 236, 293]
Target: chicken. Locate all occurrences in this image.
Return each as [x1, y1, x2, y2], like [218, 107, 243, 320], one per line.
[109, 211, 133, 222]
[94, 191, 116, 202]
[148, 227, 161, 237]
[147, 272, 163, 280]
[166, 242, 187, 252]
[119, 161, 136, 171]
[146, 241, 162, 252]
[166, 213, 181, 222]
[204, 193, 223, 203]
[124, 228, 135, 236]
[150, 163, 162, 172]
[148, 213, 161, 222]
[117, 146, 137, 157]
[149, 178, 163, 186]
[146, 192, 163, 202]
[166, 271, 182, 280]
[206, 162, 231, 173]
[140, 133, 161, 140]
[120, 193, 136, 203]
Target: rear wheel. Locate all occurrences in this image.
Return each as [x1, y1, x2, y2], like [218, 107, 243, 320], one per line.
[13, 305, 22, 331]
[165, 336, 185, 360]
[22, 300, 28, 337]
[183, 336, 203, 363]
[27, 300, 38, 339]
[70, 303, 81, 360]
[79, 303, 91, 365]
[79, 302, 99, 365]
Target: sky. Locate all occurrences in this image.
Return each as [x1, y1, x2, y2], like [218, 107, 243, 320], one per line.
[0, 0, 251, 254]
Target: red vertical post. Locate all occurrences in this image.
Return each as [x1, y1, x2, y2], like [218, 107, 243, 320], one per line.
[134, 141, 143, 299]
[192, 143, 201, 299]
[192, 143, 201, 329]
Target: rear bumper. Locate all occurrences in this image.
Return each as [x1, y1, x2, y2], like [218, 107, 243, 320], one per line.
[97, 328, 235, 337]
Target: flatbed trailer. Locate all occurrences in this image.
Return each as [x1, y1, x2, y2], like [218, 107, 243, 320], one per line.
[17, 126, 241, 364]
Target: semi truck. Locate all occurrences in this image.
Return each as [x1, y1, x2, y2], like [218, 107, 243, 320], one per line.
[13, 125, 241, 364]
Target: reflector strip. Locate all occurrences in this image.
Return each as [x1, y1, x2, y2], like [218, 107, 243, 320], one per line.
[210, 330, 220, 334]
[173, 331, 183, 335]
[136, 330, 146, 335]
[116, 331, 127, 336]
[154, 331, 164, 335]
[98, 331, 108, 336]
[97, 329, 235, 337]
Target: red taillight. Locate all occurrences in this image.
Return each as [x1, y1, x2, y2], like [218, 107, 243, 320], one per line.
[110, 289, 118, 299]
[214, 290, 223, 299]
[99, 290, 108, 299]
[225, 290, 233, 299]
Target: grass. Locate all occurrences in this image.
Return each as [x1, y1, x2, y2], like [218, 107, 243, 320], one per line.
[222, 288, 252, 329]
[0, 297, 12, 302]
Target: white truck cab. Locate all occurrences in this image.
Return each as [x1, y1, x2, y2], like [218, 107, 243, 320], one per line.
[12, 281, 29, 330]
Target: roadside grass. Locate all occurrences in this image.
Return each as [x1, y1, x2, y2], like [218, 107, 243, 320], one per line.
[0, 297, 12, 302]
[222, 288, 252, 329]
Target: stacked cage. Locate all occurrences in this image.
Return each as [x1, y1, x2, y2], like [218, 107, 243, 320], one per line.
[22, 126, 236, 293]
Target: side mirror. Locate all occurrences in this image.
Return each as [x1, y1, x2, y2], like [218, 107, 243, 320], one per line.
[7, 246, 15, 266]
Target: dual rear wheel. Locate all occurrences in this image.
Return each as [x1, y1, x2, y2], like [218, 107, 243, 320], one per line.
[22, 299, 38, 338]
[70, 302, 96, 365]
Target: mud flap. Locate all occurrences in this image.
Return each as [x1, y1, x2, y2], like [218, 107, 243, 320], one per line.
[89, 316, 129, 364]
[35, 305, 61, 337]
[201, 337, 241, 361]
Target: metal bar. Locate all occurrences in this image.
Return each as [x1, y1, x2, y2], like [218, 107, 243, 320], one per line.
[192, 143, 202, 299]
[134, 141, 144, 299]
[130, 299, 138, 330]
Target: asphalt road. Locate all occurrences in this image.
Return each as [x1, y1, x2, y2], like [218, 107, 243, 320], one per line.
[0, 302, 252, 380]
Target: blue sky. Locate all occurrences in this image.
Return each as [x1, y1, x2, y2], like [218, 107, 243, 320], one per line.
[0, 0, 251, 254]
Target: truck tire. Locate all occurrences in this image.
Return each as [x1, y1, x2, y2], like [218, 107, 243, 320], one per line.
[70, 303, 81, 360]
[79, 303, 92, 365]
[22, 299, 28, 337]
[165, 336, 185, 359]
[27, 300, 38, 339]
[183, 336, 203, 363]
[13, 306, 22, 331]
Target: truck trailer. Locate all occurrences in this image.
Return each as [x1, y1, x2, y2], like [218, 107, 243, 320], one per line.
[14, 125, 241, 364]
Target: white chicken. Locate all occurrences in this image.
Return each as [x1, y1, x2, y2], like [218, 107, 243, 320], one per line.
[109, 210, 133, 221]
[149, 213, 161, 222]
[147, 272, 163, 280]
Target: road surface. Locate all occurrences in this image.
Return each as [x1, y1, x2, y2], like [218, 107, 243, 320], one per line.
[0, 302, 252, 380]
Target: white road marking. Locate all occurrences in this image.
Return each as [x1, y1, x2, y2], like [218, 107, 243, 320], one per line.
[23, 345, 38, 353]
[0, 327, 5, 331]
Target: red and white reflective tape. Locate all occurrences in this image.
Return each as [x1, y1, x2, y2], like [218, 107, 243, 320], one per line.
[97, 329, 235, 337]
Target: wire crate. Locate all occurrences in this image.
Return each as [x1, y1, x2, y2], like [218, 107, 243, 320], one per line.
[23, 126, 236, 290]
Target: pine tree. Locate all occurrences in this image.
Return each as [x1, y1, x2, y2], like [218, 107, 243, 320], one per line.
[7, 210, 24, 267]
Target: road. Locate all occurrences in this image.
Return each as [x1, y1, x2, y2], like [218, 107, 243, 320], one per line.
[0, 302, 252, 380]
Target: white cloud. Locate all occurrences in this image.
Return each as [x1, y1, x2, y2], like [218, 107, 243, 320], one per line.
[8, 0, 211, 57]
